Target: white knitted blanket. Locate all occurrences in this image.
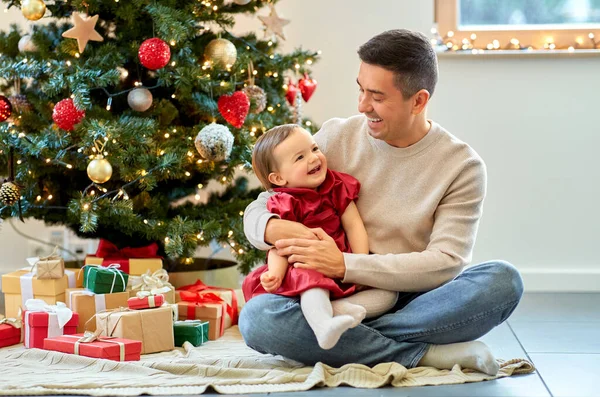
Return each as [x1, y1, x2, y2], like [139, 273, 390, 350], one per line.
[0, 326, 535, 395]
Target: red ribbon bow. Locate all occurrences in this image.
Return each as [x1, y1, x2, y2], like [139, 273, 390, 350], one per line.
[177, 280, 238, 326]
[93, 239, 161, 274]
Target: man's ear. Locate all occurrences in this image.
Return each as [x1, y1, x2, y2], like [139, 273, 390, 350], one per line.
[268, 172, 286, 187]
[411, 89, 431, 115]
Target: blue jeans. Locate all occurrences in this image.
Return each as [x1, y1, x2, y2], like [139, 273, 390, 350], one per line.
[239, 260, 524, 368]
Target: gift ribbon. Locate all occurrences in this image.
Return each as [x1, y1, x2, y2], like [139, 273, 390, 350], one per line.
[24, 299, 74, 348]
[61, 330, 126, 361]
[135, 289, 168, 308]
[65, 270, 76, 288]
[178, 291, 227, 337]
[94, 239, 161, 274]
[84, 264, 126, 294]
[19, 272, 34, 308]
[131, 269, 174, 297]
[0, 316, 22, 329]
[177, 279, 238, 325]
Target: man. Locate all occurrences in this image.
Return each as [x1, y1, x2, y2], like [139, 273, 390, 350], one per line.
[239, 29, 523, 376]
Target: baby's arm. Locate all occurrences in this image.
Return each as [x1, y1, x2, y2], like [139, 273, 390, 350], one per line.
[340, 201, 369, 254]
[261, 249, 289, 293]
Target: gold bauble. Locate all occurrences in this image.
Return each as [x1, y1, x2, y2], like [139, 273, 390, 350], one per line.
[87, 156, 113, 184]
[204, 38, 237, 67]
[22, 0, 46, 21]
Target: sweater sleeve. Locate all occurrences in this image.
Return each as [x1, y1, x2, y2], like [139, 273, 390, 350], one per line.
[243, 190, 278, 251]
[342, 158, 487, 292]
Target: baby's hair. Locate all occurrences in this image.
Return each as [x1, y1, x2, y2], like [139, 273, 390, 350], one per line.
[252, 124, 301, 189]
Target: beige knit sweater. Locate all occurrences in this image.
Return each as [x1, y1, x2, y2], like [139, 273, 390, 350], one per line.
[243, 115, 486, 292]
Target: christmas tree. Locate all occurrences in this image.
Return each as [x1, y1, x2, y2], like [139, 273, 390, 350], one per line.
[0, 0, 319, 274]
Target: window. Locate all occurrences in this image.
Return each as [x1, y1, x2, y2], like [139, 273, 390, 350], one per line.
[435, 0, 600, 51]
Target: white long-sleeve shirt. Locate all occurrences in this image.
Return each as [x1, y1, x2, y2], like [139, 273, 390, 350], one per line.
[243, 115, 486, 292]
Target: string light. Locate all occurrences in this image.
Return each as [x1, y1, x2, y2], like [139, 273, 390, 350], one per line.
[83, 204, 90, 210]
[48, 195, 53, 200]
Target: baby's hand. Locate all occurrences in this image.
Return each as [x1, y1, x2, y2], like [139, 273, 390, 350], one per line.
[260, 271, 282, 293]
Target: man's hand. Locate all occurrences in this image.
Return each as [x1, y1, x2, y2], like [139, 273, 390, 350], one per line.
[275, 228, 346, 279]
[260, 271, 283, 293]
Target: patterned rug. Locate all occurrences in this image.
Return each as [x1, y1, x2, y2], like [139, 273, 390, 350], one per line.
[0, 326, 535, 395]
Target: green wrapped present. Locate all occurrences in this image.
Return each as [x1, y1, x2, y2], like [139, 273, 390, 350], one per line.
[174, 320, 209, 347]
[82, 265, 129, 294]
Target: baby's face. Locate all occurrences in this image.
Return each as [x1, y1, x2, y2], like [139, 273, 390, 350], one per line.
[271, 128, 327, 189]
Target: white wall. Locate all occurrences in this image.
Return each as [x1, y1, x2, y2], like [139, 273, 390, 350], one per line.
[1, 1, 599, 290]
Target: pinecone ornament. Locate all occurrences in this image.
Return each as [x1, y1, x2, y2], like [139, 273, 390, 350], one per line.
[7, 95, 33, 125]
[242, 85, 267, 114]
[0, 181, 20, 206]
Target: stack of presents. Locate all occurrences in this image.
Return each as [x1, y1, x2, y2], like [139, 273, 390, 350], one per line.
[0, 239, 240, 361]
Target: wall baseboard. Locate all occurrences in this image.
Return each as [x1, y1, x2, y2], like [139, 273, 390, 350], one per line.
[520, 268, 600, 292]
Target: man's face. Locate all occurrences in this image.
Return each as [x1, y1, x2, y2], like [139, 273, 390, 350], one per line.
[357, 62, 415, 147]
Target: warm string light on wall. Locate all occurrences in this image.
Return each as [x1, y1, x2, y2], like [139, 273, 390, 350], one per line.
[432, 26, 600, 53]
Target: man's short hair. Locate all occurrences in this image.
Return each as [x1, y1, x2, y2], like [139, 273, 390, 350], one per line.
[358, 29, 438, 99]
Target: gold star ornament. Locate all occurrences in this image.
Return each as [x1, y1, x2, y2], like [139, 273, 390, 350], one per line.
[258, 5, 290, 40]
[62, 12, 104, 53]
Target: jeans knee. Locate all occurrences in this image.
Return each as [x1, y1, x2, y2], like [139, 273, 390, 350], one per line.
[238, 297, 264, 346]
[491, 260, 524, 303]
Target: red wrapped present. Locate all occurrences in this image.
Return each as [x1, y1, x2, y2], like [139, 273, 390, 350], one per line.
[176, 280, 238, 325]
[44, 331, 142, 361]
[85, 239, 163, 275]
[23, 299, 79, 349]
[0, 316, 22, 348]
[127, 292, 165, 310]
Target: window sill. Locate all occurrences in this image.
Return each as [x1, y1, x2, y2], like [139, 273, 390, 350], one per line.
[436, 49, 600, 58]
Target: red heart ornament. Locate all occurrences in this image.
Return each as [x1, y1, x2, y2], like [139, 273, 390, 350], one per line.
[218, 91, 250, 128]
[298, 73, 317, 102]
[286, 82, 299, 106]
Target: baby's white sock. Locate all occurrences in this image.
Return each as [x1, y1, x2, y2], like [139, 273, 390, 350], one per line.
[418, 341, 500, 375]
[331, 299, 366, 327]
[300, 288, 356, 350]
[334, 288, 399, 319]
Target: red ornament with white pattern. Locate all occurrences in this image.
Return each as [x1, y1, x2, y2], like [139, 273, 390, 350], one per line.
[0, 95, 12, 122]
[138, 38, 171, 70]
[52, 98, 85, 131]
[217, 91, 250, 128]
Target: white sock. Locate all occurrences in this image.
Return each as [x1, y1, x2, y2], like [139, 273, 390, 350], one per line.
[418, 341, 500, 375]
[334, 288, 399, 319]
[300, 288, 356, 350]
[331, 300, 366, 327]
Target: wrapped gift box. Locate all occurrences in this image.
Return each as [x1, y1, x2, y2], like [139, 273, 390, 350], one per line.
[2, 270, 68, 318]
[176, 299, 223, 340]
[174, 320, 208, 347]
[0, 317, 22, 348]
[44, 333, 142, 361]
[127, 293, 165, 310]
[128, 270, 175, 304]
[176, 280, 238, 326]
[85, 239, 163, 276]
[82, 265, 129, 294]
[24, 310, 79, 349]
[66, 288, 130, 333]
[30, 256, 64, 280]
[96, 306, 174, 354]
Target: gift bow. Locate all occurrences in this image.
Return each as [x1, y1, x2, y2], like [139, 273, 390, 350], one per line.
[177, 279, 238, 325]
[61, 330, 126, 361]
[24, 299, 73, 328]
[96, 239, 160, 260]
[0, 316, 22, 329]
[136, 287, 170, 299]
[132, 269, 173, 292]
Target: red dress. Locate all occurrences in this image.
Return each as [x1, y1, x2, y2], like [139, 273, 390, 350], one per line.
[242, 169, 360, 302]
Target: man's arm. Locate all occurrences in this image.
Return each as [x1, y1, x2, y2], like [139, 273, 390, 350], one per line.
[278, 159, 487, 292]
[340, 201, 369, 254]
[243, 191, 318, 250]
[342, 159, 486, 292]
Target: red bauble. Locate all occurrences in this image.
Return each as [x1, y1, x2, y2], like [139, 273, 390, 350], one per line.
[285, 82, 299, 106]
[138, 38, 171, 70]
[298, 73, 317, 102]
[217, 91, 250, 128]
[0, 95, 12, 122]
[52, 98, 85, 131]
